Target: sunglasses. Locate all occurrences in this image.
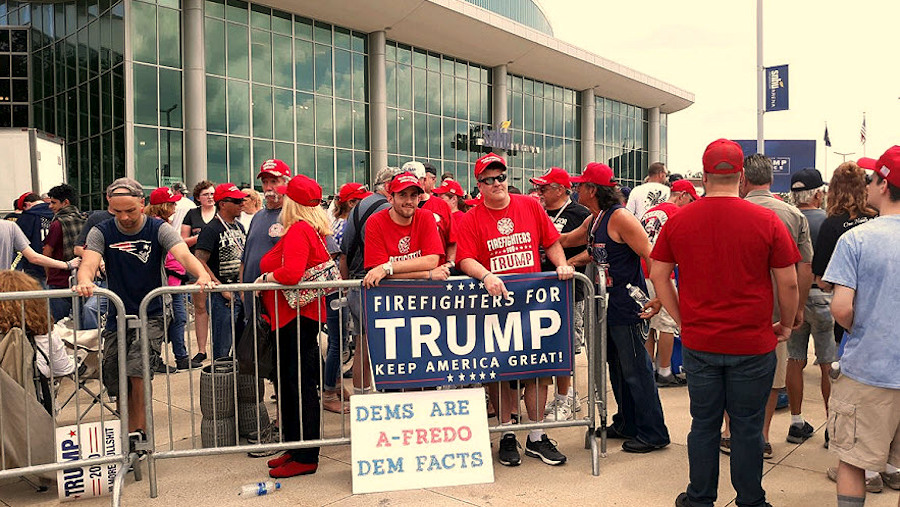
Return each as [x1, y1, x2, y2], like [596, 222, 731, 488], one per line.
[477, 173, 508, 185]
[220, 197, 244, 205]
[865, 173, 874, 185]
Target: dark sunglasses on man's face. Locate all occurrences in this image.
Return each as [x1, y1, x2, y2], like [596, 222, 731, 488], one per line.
[478, 173, 508, 185]
[221, 197, 244, 205]
[865, 173, 873, 185]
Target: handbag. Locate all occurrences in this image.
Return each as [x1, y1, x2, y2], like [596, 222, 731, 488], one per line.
[283, 233, 342, 309]
[237, 297, 276, 379]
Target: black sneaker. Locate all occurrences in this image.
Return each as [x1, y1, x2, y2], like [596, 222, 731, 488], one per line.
[154, 362, 176, 374]
[524, 434, 567, 466]
[191, 352, 207, 363]
[786, 421, 814, 444]
[498, 433, 521, 466]
[656, 372, 687, 388]
[176, 357, 203, 370]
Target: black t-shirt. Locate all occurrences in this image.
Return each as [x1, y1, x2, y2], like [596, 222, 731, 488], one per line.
[811, 212, 875, 276]
[195, 217, 246, 283]
[76, 210, 114, 247]
[182, 207, 214, 253]
[540, 200, 591, 300]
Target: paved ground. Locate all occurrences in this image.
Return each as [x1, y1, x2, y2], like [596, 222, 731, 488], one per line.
[2, 337, 897, 507]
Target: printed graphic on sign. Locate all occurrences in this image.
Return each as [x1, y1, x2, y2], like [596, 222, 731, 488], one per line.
[765, 64, 789, 112]
[55, 422, 121, 501]
[364, 273, 574, 390]
[351, 388, 493, 494]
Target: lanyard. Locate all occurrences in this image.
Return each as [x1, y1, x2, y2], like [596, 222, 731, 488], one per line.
[551, 199, 571, 224]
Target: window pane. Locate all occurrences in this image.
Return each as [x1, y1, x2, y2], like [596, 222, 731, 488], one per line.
[335, 148, 352, 188]
[274, 141, 293, 169]
[205, 0, 224, 18]
[315, 95, 333, 145]
[250, 4, 269, 30]
[353, 103, 366, 150]
[412, 67, 425, 113]
[272, 10, 291, 35]
[227, 79, 249, 135]
[158, 7, 180, 68]
[273, 87, 292, 141]
[204, 17, 225, 75]
[206, 76, 227, 133]
[385, 60, 396, 108]
[251, 84, 272, 139]
[225, 0, 247, 24]
[414, 112, 426, 157]
[334, 99, 352, 149]
[314, 43, 332, 95]
[133, 63, 157, 125]
[226, 22, 248, 79]
[352, 52, 365, 102]
[398, 110, 411, 156]
[251, 139, 274, 182]
[294, 39, 313, 91]
[396, 63, 410, 110]
[134, 126, 158, 186]
[207, 133, 227, 182]
[454, 77, 465, 119]
[426, 70, 439, 115]
[333, 48, 351, 99]
[228, 135, 250, 183]
[428, 114, 440, 159]
[333, 27, 350, 50]
[295, 91, 314, 143]
[313, 21, 330, 44]
[159, 68, 182, 128]
[351, 32, 365, 54]
[131, 1, 156, 64]
[294, 17, 312, 41]
[251, 29, 271, 84]
[316, 146, 334, 191]
[386, 107, 397, 155]
[272, 34, 292, 88]
[159, 129, 182, 183]
[296, 143, 314, 176]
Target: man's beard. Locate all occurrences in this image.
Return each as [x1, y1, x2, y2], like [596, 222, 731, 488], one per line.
[265, 191, 282, 208]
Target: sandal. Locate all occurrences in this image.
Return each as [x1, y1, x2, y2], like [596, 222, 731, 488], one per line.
[323, 392, 350, 414]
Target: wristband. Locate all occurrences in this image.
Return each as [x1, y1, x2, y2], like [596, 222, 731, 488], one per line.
[65, 260, 71, 270]
[480, 272, 492, 283]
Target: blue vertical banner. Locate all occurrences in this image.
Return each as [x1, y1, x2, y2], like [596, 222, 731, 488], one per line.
[363, 274, 575, 390]
[765, 65, 789, 112]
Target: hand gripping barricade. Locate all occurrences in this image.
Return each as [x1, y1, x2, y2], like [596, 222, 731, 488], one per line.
[137, 273, 608, 500]
[0, 287, 137, 507]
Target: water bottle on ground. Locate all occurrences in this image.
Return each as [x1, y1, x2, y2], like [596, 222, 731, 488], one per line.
[239, 481, 281, 497]
[626, 283, 651, 311]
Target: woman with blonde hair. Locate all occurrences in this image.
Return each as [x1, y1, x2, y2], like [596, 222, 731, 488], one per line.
[239, 188, 262, 231]
[255, 174, 331, 478]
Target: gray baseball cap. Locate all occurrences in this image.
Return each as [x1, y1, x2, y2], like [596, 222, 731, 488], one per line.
[106, 177, 144, 198]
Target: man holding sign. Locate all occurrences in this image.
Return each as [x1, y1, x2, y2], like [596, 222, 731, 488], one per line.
[456, 153, 575, 467]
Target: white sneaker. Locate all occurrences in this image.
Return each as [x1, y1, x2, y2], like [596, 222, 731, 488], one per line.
[545, 402, 574, 421]
[544, 393, 582, 415]
[544, 397, 563, 415]
[569, 392, 582, 413]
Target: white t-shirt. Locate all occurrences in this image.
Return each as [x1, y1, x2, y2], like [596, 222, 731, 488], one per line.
[34, 330, 76, 377]
[625, 182, 670, 220]
[170, 197, 197, 231]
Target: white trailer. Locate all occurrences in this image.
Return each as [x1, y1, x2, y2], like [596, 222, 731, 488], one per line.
[0, 128, 67, 213]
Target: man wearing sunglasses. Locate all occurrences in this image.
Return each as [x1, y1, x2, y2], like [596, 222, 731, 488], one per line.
[195, 183, 248, 360]
[457, 153, 575, 468]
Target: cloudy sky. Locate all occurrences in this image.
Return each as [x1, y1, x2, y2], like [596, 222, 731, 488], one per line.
[541, 0, 900, 177]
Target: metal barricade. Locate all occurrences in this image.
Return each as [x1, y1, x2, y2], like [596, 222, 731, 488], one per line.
[138, 273, 608, 499]
[0, 287, 135, 507]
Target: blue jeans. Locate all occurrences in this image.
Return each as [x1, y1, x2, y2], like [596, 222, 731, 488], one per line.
[323, 292, 349, 391]
[682, 347, 776, 507]
[48, 285, 73, 322]
[607, 323, 670, 446]
[210, 291, 245, 360]
[167, 293, 188, 360]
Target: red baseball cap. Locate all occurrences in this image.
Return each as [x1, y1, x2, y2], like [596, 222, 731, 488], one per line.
[474, 153, 507, 178]
[15, 192, 31, 211]
[530, 167, 572, 189]
[276, 174, 323, 206]
[702, 139, 744, 174]
[571, 163, 617, 187]
[256, 159, 291, 180]
[213, 183, 249, 202]
[465, 194, 484, 207]
[149, 187, 182, 205]
[338, 182, 372, 203]
[433, 179, 464, 197]
[857, 157, 877, 170]
[388, 172, 423, 194]
[874, 145, 900, 187]
[671, 179, 700, 201]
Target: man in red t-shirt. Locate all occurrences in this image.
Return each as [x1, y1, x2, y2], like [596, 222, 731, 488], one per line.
[457, 153, 575, 468]
[402, 161, 457, 264]
[641, 179, 698, 387]
[650, 139, 800, 507]
[363, 172, 450, 288]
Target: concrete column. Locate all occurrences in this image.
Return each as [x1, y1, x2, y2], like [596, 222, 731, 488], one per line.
[491, 64, 507, 156]
[183, 0, 207, 187]
[580, 88, 595, 168]
[368, 31, 387, 184]
[648, 106, 660, 164]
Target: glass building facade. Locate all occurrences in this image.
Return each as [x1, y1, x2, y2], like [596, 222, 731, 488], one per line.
[1, 0, 676, 208]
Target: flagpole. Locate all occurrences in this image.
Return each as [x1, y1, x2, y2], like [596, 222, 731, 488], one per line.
[756, 0, 765, 155]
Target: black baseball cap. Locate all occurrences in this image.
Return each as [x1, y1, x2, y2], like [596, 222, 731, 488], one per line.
[790, 168, 825, 191]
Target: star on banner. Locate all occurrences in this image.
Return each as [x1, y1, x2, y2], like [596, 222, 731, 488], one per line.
[446, 283, 453, 291]
[470, 372, 476, 381]
[489, 371, 496, 379]
[447, 374, 454, 382]
[69, 430, 77, 437]
[479, 372, 486, 380]
[478, 282, 485, 289]
[458, 373, 466, 382]
[457, 282, 465, 291]
[468, 282, 475, 290]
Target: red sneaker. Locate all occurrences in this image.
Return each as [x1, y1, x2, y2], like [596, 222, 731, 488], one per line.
[269, 461, 318, 478]
[267, 453, 292, 469]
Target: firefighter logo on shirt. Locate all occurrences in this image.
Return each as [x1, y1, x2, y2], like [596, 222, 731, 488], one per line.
[398, 236, 411, 254]
[497, 218, 514, 236]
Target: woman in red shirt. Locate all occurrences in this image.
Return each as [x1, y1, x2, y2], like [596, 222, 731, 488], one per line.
[255, 174, 330, 479]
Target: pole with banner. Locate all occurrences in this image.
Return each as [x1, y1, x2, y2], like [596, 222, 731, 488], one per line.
[756, 0, 764, 155]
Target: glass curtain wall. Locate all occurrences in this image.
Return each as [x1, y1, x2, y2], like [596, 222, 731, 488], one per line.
[385, 40, 491, 194]
[205, 0, 368, 194]
[0, 26, 30, 128]
[506, 74, 580, 190]
[594, 96, 649, 189]
[7, 0, 126, 210]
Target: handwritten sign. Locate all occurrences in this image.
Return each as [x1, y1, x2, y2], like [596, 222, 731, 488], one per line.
[351, 388, 493, 494]
[55, 422, 121, 501]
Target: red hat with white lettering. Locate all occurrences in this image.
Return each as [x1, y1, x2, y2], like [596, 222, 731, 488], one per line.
[474, 153, 507, 178]
[671, 179, 700, 201]
[149, 186, 182, 205]
[256, 159, 291, 180]
[338, 182, 372, 203]
[388, 172, 423, 194]
[702, 139, 744, 174]
[570, 163, 617, 187]
[276, 174, 323, 206]
[432, 179, 465, 197]
[530, 167, 572, 189]
[213, 183, 248, 202]
[874, 145, 900, 188]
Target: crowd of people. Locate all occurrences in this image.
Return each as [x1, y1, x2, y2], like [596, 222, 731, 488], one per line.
[1, 139, 898, 505]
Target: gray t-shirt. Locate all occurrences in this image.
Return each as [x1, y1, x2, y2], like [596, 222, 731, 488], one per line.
[341, 192, 390, 278]
[241, 207, 282, 285]
[823, 215, 900, 388]
[0, 219, 31, 270]
[85, 218, 183, 254]
[800, 208, 827, 246]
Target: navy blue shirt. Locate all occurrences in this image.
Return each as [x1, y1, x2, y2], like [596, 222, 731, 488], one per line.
[590, 204, 647, 326]
[15, 202, 54, 279]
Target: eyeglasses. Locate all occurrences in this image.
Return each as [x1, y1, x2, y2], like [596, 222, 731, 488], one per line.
[220, 198, 243, 205]
[199, 192, 215, 198]
[477, 173, 508, 185]
[865, 174, 874, 185]
[534, 184, 562, 193]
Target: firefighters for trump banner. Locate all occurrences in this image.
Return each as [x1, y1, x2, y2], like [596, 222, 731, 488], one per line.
[364, 273, 574, 390]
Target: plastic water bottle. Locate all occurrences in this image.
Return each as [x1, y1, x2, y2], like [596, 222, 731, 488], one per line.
[239, 481, 281, 498]
[829, 361, 841, 380]
[330, 296, 348, 310]
[626, 283, 650, 309]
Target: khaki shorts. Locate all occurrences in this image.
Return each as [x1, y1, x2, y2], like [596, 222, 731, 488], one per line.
[102, 315, 165, 397]
[645, 279, 679, 335]
[771, 341, 787, 389]
[828, 375, 900, 471]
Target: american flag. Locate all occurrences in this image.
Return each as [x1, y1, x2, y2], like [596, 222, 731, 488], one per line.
[860, 115, 867, 145]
